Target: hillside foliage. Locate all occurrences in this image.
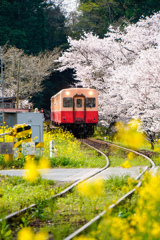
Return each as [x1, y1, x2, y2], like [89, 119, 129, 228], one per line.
[68, 0, 160, 38]
[0, 0, 68, 54]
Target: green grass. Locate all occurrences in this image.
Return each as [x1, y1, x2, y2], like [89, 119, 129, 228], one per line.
[93, 125, 157, 151]
[108, 148, 150, 167]
[83, 193, 138, 240]
[0, 130, 107, 169]
[0, 128, 153, 239]
[13, 175, 137, 240]
[0, 157, 25, 170]
[0, 145, 106, 170]
[50, 146, 106, 168]
[0, 175, 68, 219]
[0, 174, 138, 239]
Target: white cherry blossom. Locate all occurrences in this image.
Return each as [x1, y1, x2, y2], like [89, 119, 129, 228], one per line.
[58, 12, 160, 132]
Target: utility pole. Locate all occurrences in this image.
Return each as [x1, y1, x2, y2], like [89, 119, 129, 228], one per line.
[0, 46, 5, 141]
[16, 58, 20, 109]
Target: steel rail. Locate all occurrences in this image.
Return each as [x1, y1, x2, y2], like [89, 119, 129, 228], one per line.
[104, 140, 155, 174]
[0, 141, 110, 222]
[64, 139, 155, 240]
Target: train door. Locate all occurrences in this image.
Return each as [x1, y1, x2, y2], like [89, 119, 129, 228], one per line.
[73, 95, 86, 123]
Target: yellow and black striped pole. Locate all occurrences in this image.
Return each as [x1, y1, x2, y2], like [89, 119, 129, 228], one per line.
[11, 124, 32, 158]
[0, 124, 32, 159]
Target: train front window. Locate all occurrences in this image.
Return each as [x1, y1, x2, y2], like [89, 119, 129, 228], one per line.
[76, 99, 82, 108]
[63, 98, 73, 107]
[86, 98, 96, 108]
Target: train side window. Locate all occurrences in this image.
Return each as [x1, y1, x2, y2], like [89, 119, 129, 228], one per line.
[76, 99, 82, 108]
[86, 98, 96, 108]
[63, 98, 73, 107]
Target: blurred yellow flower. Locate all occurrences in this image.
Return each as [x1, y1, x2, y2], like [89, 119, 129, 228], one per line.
[121, 160, 131, 168]
[17, 228, 48, 240]
[74, 236, 95, 240]
[17, 227, 34, 240]
[26, 155, 35, 162]
[127, 177, 136, 187]
[114, 119, 145, 149]
[24, 160, 39, 182]
[38, 157, 50, 170]
[127, 152, 134, 160]
[35, 230, 48, 240]
[77, 178, 105, 198]
[151, 222, 160, 238]
[122, 185, 129, 193]
[38, 157, 51, 174]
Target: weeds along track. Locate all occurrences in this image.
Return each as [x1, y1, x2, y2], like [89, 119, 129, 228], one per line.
[64, 138, 155, 240]
[0, 138, 155, 239]
[0, 139, 109, 225]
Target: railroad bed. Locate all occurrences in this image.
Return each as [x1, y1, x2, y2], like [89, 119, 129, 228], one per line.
[64, 138, 156, 240]
[0, 139, 157, 239]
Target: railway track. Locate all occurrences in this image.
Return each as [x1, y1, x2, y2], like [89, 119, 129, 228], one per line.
[0, 138, 155, 239]
[64, 138, 155, 240]
[0, 139, 109, 224]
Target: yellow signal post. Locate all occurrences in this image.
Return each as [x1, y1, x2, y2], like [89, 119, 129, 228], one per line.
[11, 124, 32, 158]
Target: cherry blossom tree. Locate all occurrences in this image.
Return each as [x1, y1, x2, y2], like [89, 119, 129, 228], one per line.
[58, 12, 160, 132]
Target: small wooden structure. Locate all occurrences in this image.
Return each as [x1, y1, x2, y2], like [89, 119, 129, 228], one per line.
[0, 108, 29, 127]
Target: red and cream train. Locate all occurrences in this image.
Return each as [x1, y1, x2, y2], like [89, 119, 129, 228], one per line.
[50, 87, 98, 136]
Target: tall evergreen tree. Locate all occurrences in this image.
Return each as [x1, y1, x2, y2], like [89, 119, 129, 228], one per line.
[0, 0, 47, 54]
[45, 6, 68, 50]
[68, 0, 160, 38]
[0, 0, 68, 54]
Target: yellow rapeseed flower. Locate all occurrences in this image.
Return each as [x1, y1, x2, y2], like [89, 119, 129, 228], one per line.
[26, 155, 35, 162]
[127, 177, 137, 187]
[77, 178, 105, 198]
[34, 230, 48, 240]
[24, 160, 39, 183]
[74, 236, 95, 240]
[38, 157, 51, 174]
[109, 217, 130, 239]
[151, 222, 160, 238]
[17, 228, 48, 240]
[114, 119, 145, 149]
[127, 152, 134, 160]
[122, 185, 129, 193]
[17, 227, 34, 240]
[121, 160, 131, 168]
[38, 157, 51, 170]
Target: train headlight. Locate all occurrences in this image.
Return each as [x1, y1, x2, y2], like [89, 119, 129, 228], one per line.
[66, 91, 70, 95]
[89, 91, 93, 96]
